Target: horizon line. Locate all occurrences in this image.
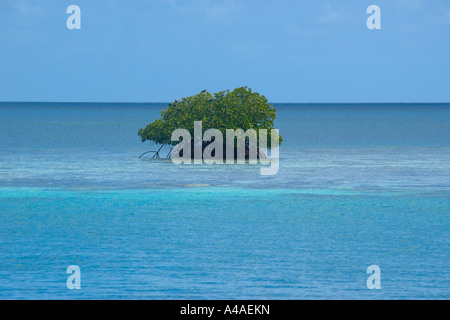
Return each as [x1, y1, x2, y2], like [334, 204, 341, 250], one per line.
[1, 101, 450, 105]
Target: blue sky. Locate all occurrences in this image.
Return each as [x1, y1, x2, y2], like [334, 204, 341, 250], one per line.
[0, 0, 449, 102]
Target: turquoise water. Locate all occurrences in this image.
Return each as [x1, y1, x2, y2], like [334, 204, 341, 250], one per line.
[0, 103, 449, 299]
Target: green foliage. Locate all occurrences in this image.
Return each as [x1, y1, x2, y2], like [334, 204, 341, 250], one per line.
[138, 87, 282, 147]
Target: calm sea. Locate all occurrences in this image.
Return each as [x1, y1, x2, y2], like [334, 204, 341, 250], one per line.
[0, 102, 449, 299]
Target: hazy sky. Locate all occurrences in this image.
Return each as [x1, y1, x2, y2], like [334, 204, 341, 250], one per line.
[0, 0, 449, 102]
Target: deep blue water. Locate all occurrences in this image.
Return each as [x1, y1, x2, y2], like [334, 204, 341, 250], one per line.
[0, 102, 449, 299]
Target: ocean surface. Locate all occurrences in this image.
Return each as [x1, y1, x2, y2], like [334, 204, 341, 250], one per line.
[0, 102, 449, 299]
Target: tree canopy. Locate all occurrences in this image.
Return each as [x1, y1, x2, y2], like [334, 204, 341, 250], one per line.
[138, 87, 282, 147]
